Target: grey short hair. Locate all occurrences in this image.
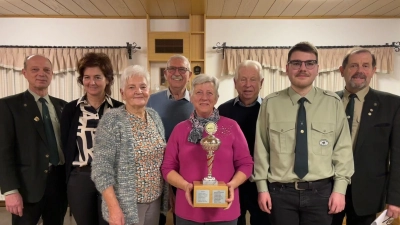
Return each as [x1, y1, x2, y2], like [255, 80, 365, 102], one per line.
[190, 74, 219, 97]
[234, 60, 263, 81]
[167, 54, 191, 71]
[120, 65, 150, 89]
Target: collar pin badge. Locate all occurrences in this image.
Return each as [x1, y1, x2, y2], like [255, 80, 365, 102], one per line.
[34, 116, 40, 122]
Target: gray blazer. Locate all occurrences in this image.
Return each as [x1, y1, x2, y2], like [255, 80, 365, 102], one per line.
[91, 106, 168, 224]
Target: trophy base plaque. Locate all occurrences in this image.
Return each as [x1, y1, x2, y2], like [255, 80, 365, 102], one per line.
[193, 181, 228, 208]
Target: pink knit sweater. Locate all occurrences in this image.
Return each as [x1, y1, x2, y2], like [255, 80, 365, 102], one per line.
[161, 116, 254, 223]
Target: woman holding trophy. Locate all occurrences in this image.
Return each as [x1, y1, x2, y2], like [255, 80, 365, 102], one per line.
[161, 74, 253, 225]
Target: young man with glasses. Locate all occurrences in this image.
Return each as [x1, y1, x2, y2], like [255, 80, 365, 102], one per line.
[252, 42, 354, 225]
[147, 54, 194, 225]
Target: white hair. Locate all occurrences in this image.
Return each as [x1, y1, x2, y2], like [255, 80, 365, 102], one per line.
[234, 60, 263, 81]
[167, 55, 191, 71]
[190, 74, 219, 97]
[120, 65, 150, 88]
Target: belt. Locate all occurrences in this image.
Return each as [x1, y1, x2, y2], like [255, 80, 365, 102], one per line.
[73, 166, 91, 172]
[268, 178, 332, 190]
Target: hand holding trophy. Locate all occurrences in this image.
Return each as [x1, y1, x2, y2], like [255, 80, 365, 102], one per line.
[193, 122, 229, 208]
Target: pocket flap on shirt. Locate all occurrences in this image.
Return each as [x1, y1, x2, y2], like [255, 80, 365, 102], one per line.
[311, 122, 334, 134]
[270, 122, 295, 133]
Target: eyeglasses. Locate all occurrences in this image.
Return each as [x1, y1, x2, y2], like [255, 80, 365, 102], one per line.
[288, 60, 318, 70]
[166, 67, 189, 75]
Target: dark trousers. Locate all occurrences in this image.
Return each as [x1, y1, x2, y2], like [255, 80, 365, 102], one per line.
[67, 167, 108, 225]
[12, 165, 68, 225]
[331, 187, 376, 225]
[268, 179, 333, 225]
[237, 181, 270, 225]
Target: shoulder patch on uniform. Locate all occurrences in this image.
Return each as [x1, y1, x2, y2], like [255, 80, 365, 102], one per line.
[264, 91, 280, 100]
[323, 90, 341, 100]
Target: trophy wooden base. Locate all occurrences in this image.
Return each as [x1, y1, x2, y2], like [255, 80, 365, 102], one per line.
[193, 181, 228, 208]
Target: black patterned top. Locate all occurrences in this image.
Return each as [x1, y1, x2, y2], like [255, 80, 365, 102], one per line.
[73, 95, 113, 167]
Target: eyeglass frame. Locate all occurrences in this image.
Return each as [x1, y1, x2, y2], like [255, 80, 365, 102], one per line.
[287, 60, 318, 70]
[165, 66, 190, 75]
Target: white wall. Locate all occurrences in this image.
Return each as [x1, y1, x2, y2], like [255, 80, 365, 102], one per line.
[0, 18, 148, 67]
[206, 19, 400, 105]
[0, 18, 399, 105]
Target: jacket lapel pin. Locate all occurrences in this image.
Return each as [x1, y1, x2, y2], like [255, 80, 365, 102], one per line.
[34, 116, 40, 122]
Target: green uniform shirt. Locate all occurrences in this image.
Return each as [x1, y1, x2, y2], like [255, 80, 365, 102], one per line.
[342, 86, 370, 146]
[252, 87, 354, 194]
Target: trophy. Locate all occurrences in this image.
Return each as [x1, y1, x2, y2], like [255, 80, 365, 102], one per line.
[193, 122, 228, 208]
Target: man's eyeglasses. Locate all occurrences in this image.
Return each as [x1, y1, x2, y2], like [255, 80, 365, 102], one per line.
[288, 60, 318, 70]
[166, 67, 189, 75]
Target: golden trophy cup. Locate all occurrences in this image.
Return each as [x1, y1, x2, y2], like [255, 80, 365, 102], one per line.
[193, 122, 228, 208]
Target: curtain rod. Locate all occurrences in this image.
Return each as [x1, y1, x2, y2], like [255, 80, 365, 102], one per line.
[0, 42, 142, 59]
[212, 42, 400, 58]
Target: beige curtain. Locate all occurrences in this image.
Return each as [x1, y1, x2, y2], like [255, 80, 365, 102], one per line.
[0, 48, 128, 101]
[224, 47, 393, 75]
[224, 47, 389, 97]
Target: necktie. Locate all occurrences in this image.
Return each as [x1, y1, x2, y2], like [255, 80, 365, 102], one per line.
[294, 97, 308, 179]
[39, 98, 59, 165]
[345, 94, 357, 134]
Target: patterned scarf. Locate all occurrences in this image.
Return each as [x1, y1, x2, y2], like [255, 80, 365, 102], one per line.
[188, 108, 220, 144]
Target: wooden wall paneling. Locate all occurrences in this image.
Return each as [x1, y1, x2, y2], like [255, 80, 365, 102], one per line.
[191, 14, 204, 32]
[295, 0, 326, 17]
[206, 0, 224, 17]
[0, 1, 30, 15]
[157, 0, 177, 17]
[236, 0, 259, 17]
[309, 0, 343, 16]
[123, 0, 147, 17]
[21, 0, 59, 15]
[369, 0, 400, 16]
[106, 0, 133, 16]
[5, 0, 43, 15]
[221, 0, 241, 17]
[90, 0, 119, 17]
[354, 0, 393, 16]
[173, 0, 191, 17]
[280, 0, 310, 17]
[190, 34, 204, 60]
[71, 0, 104, 16]
[141, 0, 163, 17]
[39, 0, 74, 15]
[265, 0, 292, 17]
[0, 6, 14, 15]
[324, 0, 360, 16]
[339, 0, 378, 16]
[56, 0, 89, 16]
[250, 0, 274, 17]
[191, 0, 205, 15]
[385, 6, 400, 16]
